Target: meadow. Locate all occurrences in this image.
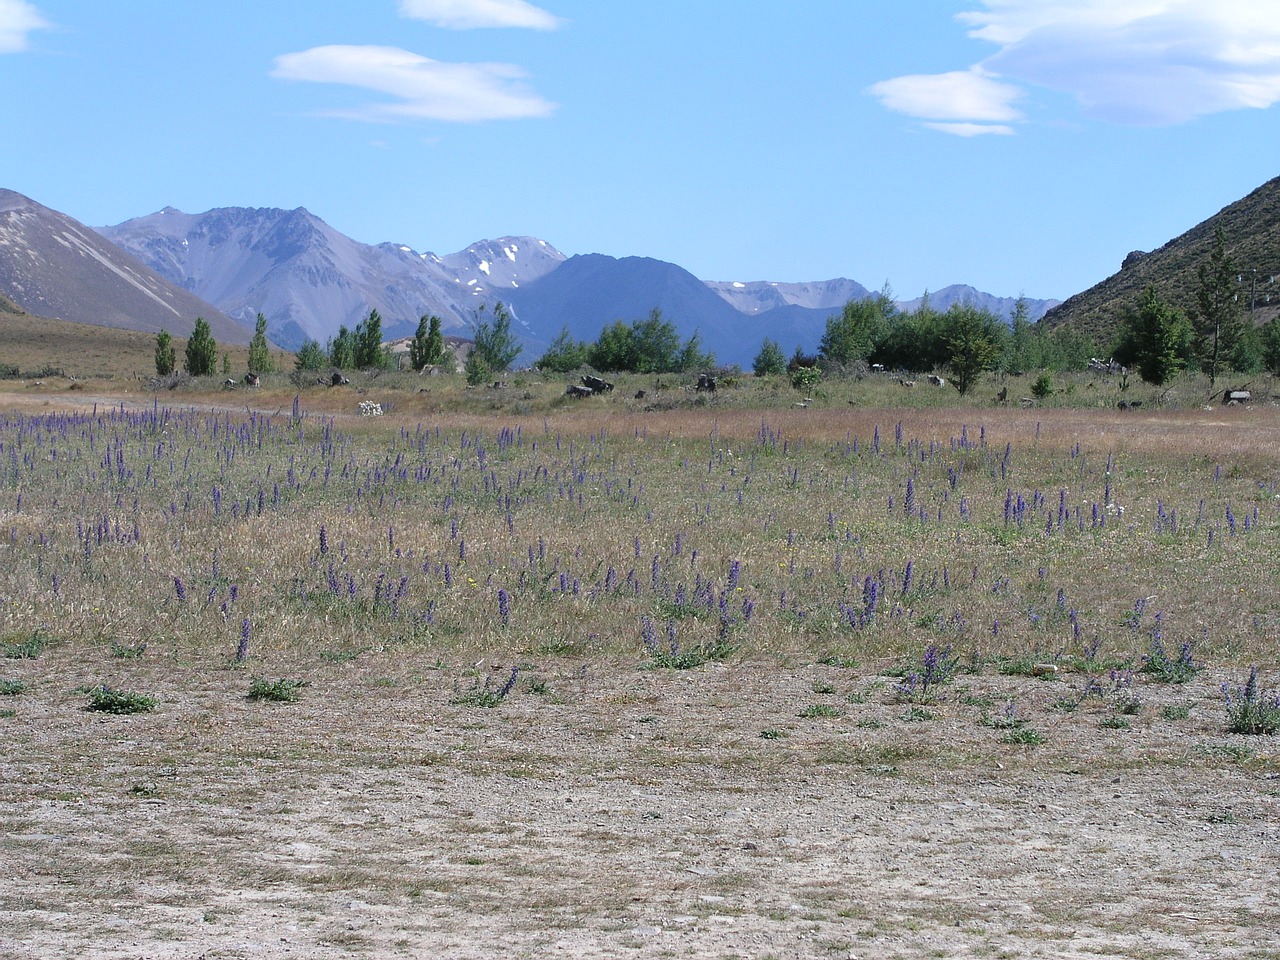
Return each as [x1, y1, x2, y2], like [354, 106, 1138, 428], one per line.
[2, 375, 1278, 959]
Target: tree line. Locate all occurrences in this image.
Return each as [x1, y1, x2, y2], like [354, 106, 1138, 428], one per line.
[534, 309, 715, 375]
[153, 313, 277, 378]
[748, 291, 1097, 394]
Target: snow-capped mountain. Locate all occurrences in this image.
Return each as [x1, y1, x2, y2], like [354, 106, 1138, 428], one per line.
[99, 206, 565, 350]
[96, 201, 1060, 366]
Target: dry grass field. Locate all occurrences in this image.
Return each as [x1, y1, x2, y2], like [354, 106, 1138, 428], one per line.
[1, 379, 1278, 959]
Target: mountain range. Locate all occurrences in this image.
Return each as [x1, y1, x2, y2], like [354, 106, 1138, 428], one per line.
[97, 204, 1060, 367]
[3, 188, 1062, 368]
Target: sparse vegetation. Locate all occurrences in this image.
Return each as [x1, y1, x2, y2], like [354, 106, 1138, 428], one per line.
[0, 368, 1277, 960]
[85, 685, 157, 714]
[247, 677, 308, 703]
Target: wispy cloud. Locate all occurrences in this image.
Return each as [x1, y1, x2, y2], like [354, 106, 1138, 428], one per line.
[0, 0, 48, 53]
[873, 1, 1280, 133]
[272, 45, 556, 123]
[922, 121, 1016, 137]
[870, 68, 1023, 123]
[398, 0, 561, 30]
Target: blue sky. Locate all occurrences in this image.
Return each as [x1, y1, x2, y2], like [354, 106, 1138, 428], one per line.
[2, 0, 1278, 302]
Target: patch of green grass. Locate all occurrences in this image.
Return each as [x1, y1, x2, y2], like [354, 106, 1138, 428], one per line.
[1099, 715, 1131, 730]
[86, 685, 157, 714]
[0, 678, 25, 696]
[799, 703, 842, 719]
[760, 728, 786, 740]
[645, 639, 735, 670]
[319, 648, 363, 663]
[247, 677, 308, 703]
[109, 640, 147, 659]
[900, 706, 933, 722]
[1196, 742, 1254, 762]
[1002, 728, 1046, 745]
[2, 630, 50, 660]
[1161, 703, 1192, 721]
[817, 655, 858, 669]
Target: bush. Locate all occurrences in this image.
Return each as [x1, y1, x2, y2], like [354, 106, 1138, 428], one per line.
[247, 677, 308, 703]
[790, 365, 821, 391]
[86, 685, 157, 714]
[1222, 668, 1280, 735]
[2, 630, 50, 659]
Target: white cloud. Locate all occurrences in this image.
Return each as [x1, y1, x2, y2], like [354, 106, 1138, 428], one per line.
[0, 0, 48, 53]
[272, 45, 556, 123]
[870, 68, 1023, 123]
[874, 1, 1280, 130]
[922, 122, 1016, 137]
[398, 0, 561, 30]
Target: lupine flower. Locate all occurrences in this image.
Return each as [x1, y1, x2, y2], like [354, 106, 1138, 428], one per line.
[235, 618, 250, 661]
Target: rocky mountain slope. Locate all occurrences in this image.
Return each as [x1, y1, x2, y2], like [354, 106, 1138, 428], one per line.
[0, 190, 247, 343]
[1042, 175, 1280, 345]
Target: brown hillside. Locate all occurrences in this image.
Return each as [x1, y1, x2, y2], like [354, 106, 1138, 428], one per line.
[1042, 175, 1280, 345]
[0, 189, 249, 344]
[0, 311, 262, 380]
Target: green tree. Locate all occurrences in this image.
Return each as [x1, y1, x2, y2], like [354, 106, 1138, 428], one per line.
[247, 313, 275, 374]
[465, 351, 492, 386]
[471, 303, 521, 372]
[630, 308, 682, 373]
[294, 339, 325, 371]
[409, 314, 446, 370]
[535, 326, 590, 373]
[588, 320, 637, 372]
[677, 329, 715, 372]
[1193, 227, 1244, 387]
[819, 294, 892, 367]
[753, 338, 786, 376]
[942, 304, 1004, 394]
[154, 329, 176, 376]
[184, 317, 217, 376]
[353, 309, 386, 369]
[327, 325, 355, 369]
[1260, 317, 1280, 375]
[1002, 296, 1036, 372]
[1114, 286, 1193, 386]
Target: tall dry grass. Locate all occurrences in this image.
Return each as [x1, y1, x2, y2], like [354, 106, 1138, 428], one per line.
[1, 395, 1276, 677]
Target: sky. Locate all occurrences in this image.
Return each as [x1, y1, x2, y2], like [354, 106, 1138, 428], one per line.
[2, 0, 1278, 302]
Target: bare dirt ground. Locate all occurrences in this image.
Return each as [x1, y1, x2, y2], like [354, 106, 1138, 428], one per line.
[3, 649, 1277, 960]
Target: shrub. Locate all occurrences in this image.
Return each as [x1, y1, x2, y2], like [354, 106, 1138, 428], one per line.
[2, 630, 50, 659]
[247, 677, 308, 703]
[1140, 637, 1200, 683]
[1030, 372, 1054, 400]
[454, 666, 519, 707]
[86, 685, 157, 714]
[800, 703, 842, 718]
[1002, 728, 1046, 745]
[1222, 668, 1280, 735]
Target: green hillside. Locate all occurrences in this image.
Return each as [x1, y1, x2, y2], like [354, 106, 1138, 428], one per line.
[1043, 176, 1280, 347]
